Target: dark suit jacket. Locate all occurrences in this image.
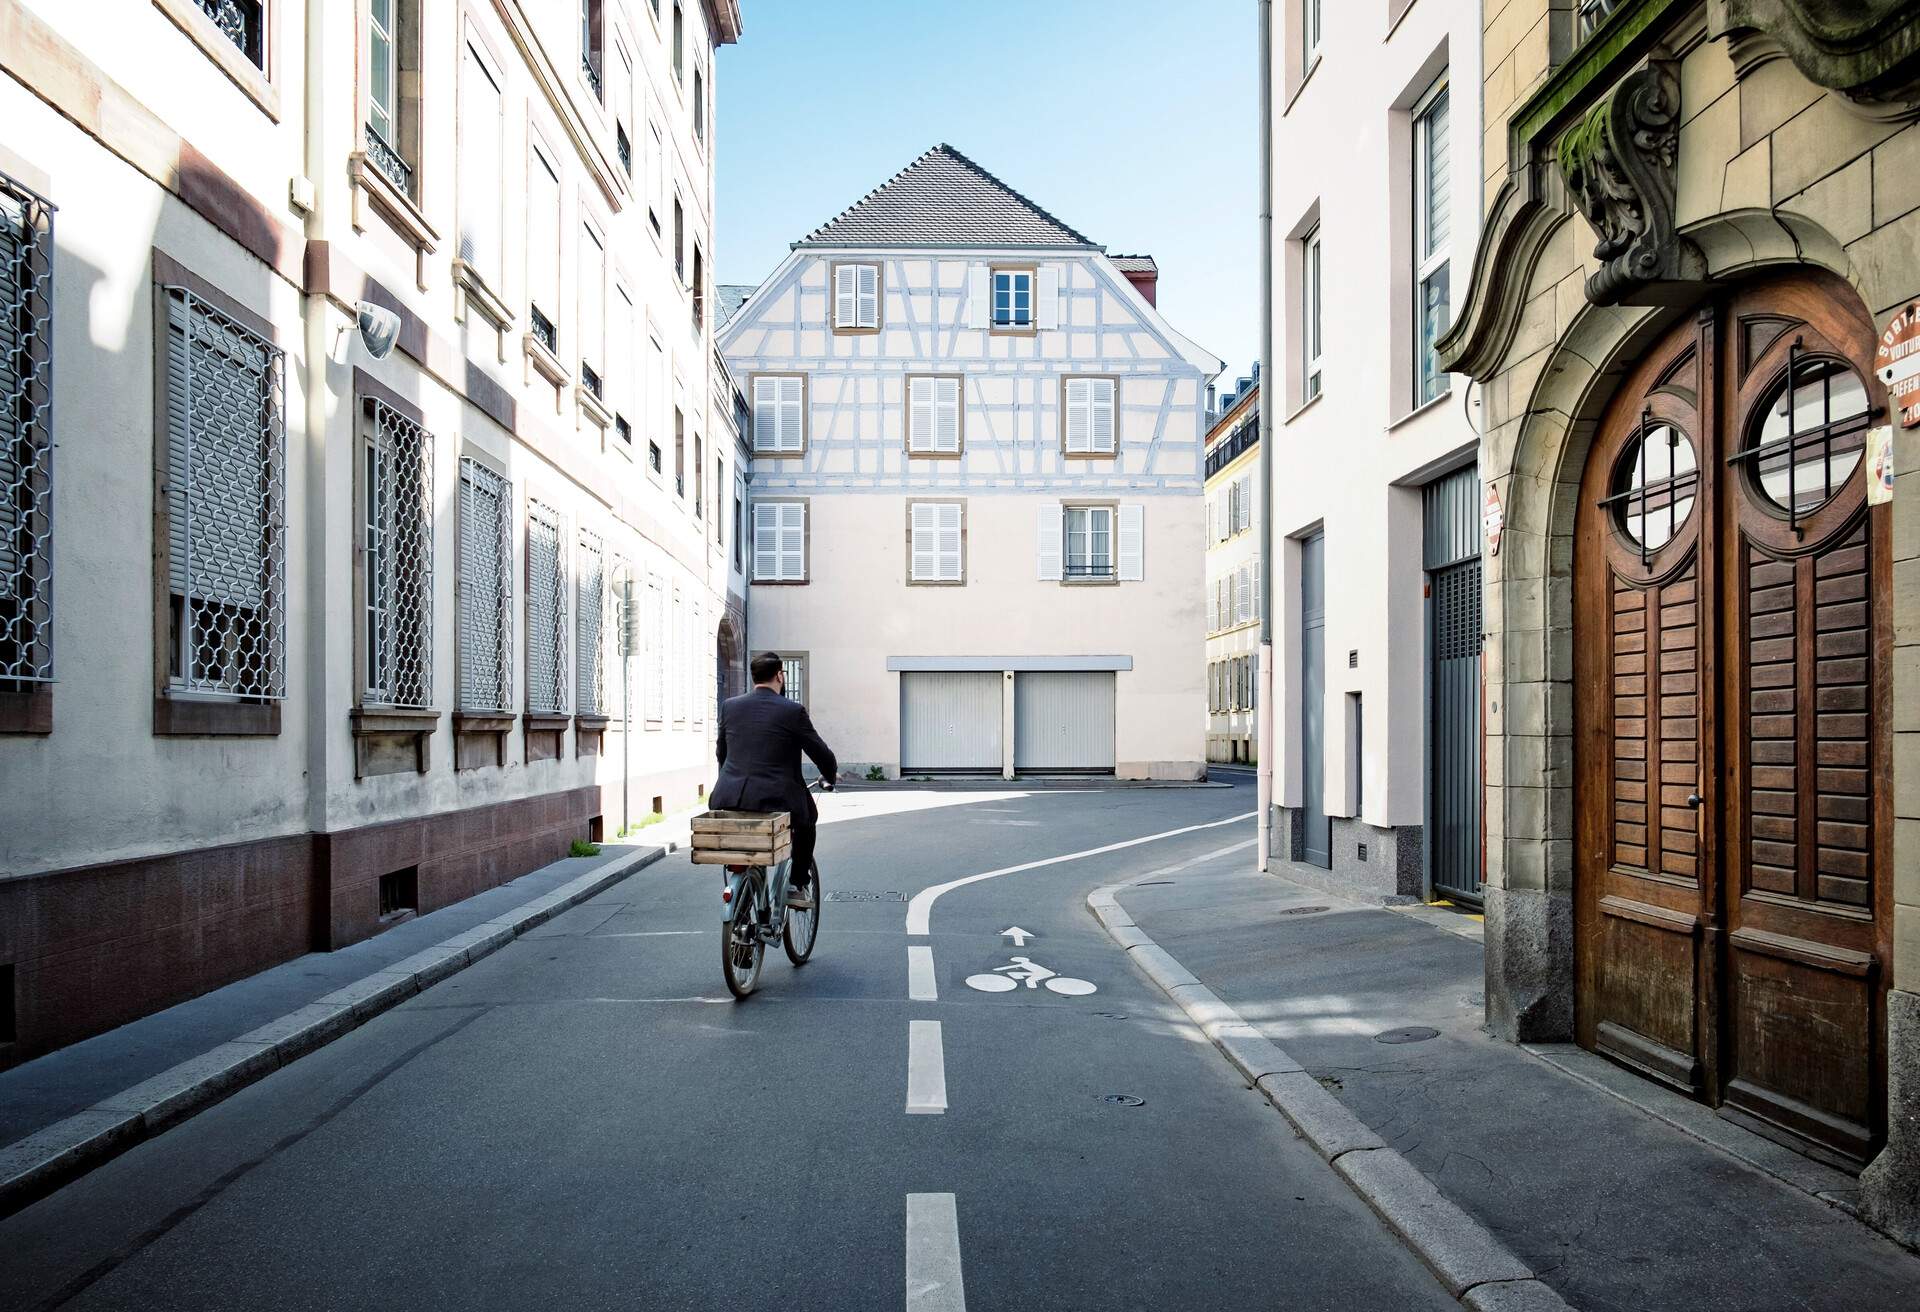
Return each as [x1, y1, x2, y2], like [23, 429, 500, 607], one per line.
[711, 687, 838, 822]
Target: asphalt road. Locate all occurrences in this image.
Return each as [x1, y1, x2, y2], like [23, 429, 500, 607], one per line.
[0, 779, 1457, 1311]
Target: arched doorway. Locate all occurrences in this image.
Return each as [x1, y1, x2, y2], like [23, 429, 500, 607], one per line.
[715, 617, 741, 704]
[1573, 269, 1890, 1166]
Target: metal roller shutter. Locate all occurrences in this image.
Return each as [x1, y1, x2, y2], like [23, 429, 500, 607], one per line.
[1013, 671, 1115, 774]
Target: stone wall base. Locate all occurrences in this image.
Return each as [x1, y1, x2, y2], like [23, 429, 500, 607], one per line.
[1274, 807, 1423, 901]
[1482, 884, 1575, 1043]
[1863, 988, 1920, 1251]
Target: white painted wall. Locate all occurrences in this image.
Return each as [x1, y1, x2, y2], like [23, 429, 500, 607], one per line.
[1267, 0, 1483, 829]
[1206, 427, 1261, 759]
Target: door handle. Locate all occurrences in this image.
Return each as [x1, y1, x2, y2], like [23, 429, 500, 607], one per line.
[1686, 793, 1704, 808]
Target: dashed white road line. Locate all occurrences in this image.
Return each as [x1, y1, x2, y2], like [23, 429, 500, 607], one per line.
[904, 811, 1256, 935]
[906, 1020, 948, 1114]
[908, 945, 939, 1002]
[905, 1192, 967, 1312]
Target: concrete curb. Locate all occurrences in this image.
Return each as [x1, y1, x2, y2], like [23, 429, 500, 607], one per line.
[1087, 882, 1572, 1311]
[0, 843, 670, 1220]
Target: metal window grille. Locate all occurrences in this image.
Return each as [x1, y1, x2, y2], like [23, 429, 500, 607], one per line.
[525, 500, 569, 715]
[1578, 0, 1621, 41]
[0, 172, 54, 687]
[195, 0, 266, 68]
[363, 400, 433, 707]
[163, 285, 286, 701]
[617, 124, 632, 176]
[457, 457, 513, 711]
[575, 529, 605, 716]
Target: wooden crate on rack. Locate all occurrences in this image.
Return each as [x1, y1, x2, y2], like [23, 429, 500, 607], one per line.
[690, 810, 793, 865]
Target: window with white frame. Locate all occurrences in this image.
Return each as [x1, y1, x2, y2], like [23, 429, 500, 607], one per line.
[614, 45, 633, 177]
[834, 262, 880, 331]
[1, 173, 54, 692]
[647, 114, 665, 236]
[457, 457, 513, 712]
[525, 499, 569, 716]
[647, 330, 666, 458]
[909, 501, 964, 583]
[361, 399, 433, 708]
[907, 376, 961, 455]
[457, 37, 504, 291]
[671, 589, 687, 722]
[1414, 76, 1452, 408]
[580, 0, 604, 100]
[1064, 505, 1113, 580]
[752, 375, 804, 454]
[1304, 0, 1321, 65]
[580, 222, 605, 399]
[991, 268, 1033, 329]
[575, 529, 605, 716]
[1303, 225, 1323, 401]
[693, 61, 707, 146]
[366, 0, 418, 198]
[613, 283, 634, 427]
[781, 654, 806, 706]
[1063, 377, 1116, 455]
[752, 501, 806, 582]
[1038, 503, 1142, 582]
[690, 600, 703, 724]
[161, 284, 287, 702]
[644, 572, 665, 722]
[528, 144, 561, 356]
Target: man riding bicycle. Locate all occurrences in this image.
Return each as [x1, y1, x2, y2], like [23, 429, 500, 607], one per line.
[712, 652, 838, 909]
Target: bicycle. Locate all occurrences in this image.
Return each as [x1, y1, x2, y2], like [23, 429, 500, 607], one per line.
[718, 783, 827, 999]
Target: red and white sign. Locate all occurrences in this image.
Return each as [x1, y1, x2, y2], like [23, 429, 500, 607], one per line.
[1483, 482, 1505, 557]
[1875, 305, 1920, 428]
[1867, 425, 1895, 506]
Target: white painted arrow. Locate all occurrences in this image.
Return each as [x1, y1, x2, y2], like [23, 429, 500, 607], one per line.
[1001, 927, 1032, 947]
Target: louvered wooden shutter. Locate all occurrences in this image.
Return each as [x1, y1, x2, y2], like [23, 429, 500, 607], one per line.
[1118, 504, 1145, 581]
[778, 376, 803, 452]
[1207, 585, 1217, 632]
[967, 265, 989, 330]
[937, 501, 962, 580]
[752, 503, 777, 579]
[1253, 559, 1263, 620]
[909, 377, 933, 452]
[857, 263, 878, 327]
[1064, 379, 1090, 454]
[910, 501, 935, 581]
[1036, 502, 1063, 580]
[935, 378, 959, 453]
[753, 376, 777, 451]
[780, 502, 806, 579]
[1037, 266, 1059, 330]
[1090, 379, 1115, 452]
[835, 265, 857, 328]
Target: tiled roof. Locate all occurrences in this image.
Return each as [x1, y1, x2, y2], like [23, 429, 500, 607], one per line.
[796, 144, 1099, 250]
[1109, 254, 1157, 274]
[716, 283, 757, 328]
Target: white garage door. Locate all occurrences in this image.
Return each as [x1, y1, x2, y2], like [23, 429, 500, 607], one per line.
[900, 672, 1003, 773]
[1014, 671, 1116, 773]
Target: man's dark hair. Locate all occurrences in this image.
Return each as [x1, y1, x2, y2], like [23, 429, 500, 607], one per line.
[750, 652, 784, 685]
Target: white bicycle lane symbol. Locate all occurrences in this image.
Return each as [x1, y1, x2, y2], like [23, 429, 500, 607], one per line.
[964, 956, 1097, 997]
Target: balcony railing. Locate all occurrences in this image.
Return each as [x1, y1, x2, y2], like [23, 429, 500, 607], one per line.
[581, 363, 602, 399]
[530, 305, 557, 354]
[617, 125, 632, 176]
[196, 0, 265, 68]
[1577, 0, 1622, 42]
[1065, 561, 1116, 581]
[583, 54, 603, 100]
[364, 125, 415, 200]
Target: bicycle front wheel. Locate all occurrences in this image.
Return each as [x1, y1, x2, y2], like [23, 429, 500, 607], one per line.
[784, 861, 820, 965]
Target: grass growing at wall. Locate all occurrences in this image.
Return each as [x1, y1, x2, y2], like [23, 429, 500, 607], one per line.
[569, 840, 602, 858]
[617, 812, 666, 838]
[866, 766, 885, 781]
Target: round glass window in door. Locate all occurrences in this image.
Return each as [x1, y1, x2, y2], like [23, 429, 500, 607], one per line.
[1746, 353, 1870, 518]
[1606, 418, 1698, 555]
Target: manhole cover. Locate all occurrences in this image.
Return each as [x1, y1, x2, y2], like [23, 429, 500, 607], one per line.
[1281, 905, 1331, 916]
[1374, 1026, 1440, 1044]
[1101, 1094, 1146, 1107]
[826, 890, 905, 902]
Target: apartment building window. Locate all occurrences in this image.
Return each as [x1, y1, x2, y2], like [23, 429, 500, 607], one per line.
[908, 501, 965, 584]
[1414, 77, 1452, 408]
[576, 530, 605, 717]
[752, 501, 807, 582]
[613, 283, 634, 419]
[525, 500, 569, 716]
[751, 374, 806, 454]
[457, 458, 513, 713]
[834, 262, 880, 332]
[672, 2, 684, 81]
[647, 118, 665, 235]
[361, 398, 433, 708]
[1064, 505, 1113, 580]
[693, 62, 707, 146]
[693, 433, 704, 518]
[671, 591, 687, 722]
[644, 573, 665, 722]
[1062, 376, 1117, 455]
[1303, 225, 1323, 401]
[615, 47, 633, 176]
[1038, 503, 1143, 582]
[1578, 0, 1621, 41]
[580, 223, 605, 398]
[580, 0, 604, 100]
[647, 332, 666, 462]
[193, 0, 267, 70]
[732, 482, 745, 572]
[692, 244, 705, 334]
[159, 282, 287, 706]
[991, 268, 1033, 329]
[458, 38, 505, 296]
[528, 146, 561, 356]
[716, 457, 726, 539]
[673, 405, 686, 496]
[615, 415, 631, 445]
[1303, 0, 1321, 65]
[673, 196, 686, 284]
[907, 376, 962, 456]
[648, 440, 663, 474]
[0, 174, 54, 699]
[781, 654, 807, 706]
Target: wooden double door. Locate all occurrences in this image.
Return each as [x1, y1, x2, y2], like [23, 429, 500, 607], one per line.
[1574, 271, 1891, 1166]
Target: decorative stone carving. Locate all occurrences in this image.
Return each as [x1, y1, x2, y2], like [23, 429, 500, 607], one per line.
[1556, 57, 1705, 306]
[1716, 0, 1920, 120]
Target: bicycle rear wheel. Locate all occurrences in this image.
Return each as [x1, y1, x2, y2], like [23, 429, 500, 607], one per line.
[784, 861, 820, 965]
[722, 881, 765, 998]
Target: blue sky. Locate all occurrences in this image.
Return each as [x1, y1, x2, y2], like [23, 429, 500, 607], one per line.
[715, 0, 1259, 379]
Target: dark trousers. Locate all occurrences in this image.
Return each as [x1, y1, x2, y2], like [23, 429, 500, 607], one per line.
[789, 814, 817, 887]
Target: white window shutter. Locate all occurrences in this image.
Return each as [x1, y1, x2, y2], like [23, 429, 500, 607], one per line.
[1037, 267, 1060, 330]
[1207, 586, 1216, 632]
[781, 502, 806, 579]
[1092, 379, 1115, 452]
[778, 376, 803, 452]
[910, 502, 934, 580]
[967, 265, 989, 330]
[1253, 559, 1263, 620]
[835, 266, 856, 328]
[1118, 504, 1145, 581]
[909, 377, 933, 451]
[936, 378, 960, 453]
[752, 503, 777, 579]
[1036, 502, 1063, 580]
[1064, 378, 1089, 453]
[857, 263, 878, 326]
[938, 502, 962, 580]
[753, 377, 777, 451]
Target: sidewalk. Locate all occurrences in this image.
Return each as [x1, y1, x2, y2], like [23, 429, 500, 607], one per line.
[1102, 856, 1920, 1312]
[0, 833, 679, 1213]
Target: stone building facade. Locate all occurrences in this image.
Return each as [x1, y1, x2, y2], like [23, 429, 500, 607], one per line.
[1204, 371, 1260, 766]
[1440, 0, 1920, 1244]
[0, 0, 742, 1066]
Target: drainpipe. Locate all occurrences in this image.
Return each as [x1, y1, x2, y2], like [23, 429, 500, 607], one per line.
[301, 0, 331, 846]
[1256, 0, 1276, 873]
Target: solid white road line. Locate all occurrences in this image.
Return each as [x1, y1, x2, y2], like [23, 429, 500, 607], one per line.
[905, 1193, 967, 1312]
[904, 811, 1256, 935]
[908, 945, 938, 1002]
[906, 1020, 948, 1114]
